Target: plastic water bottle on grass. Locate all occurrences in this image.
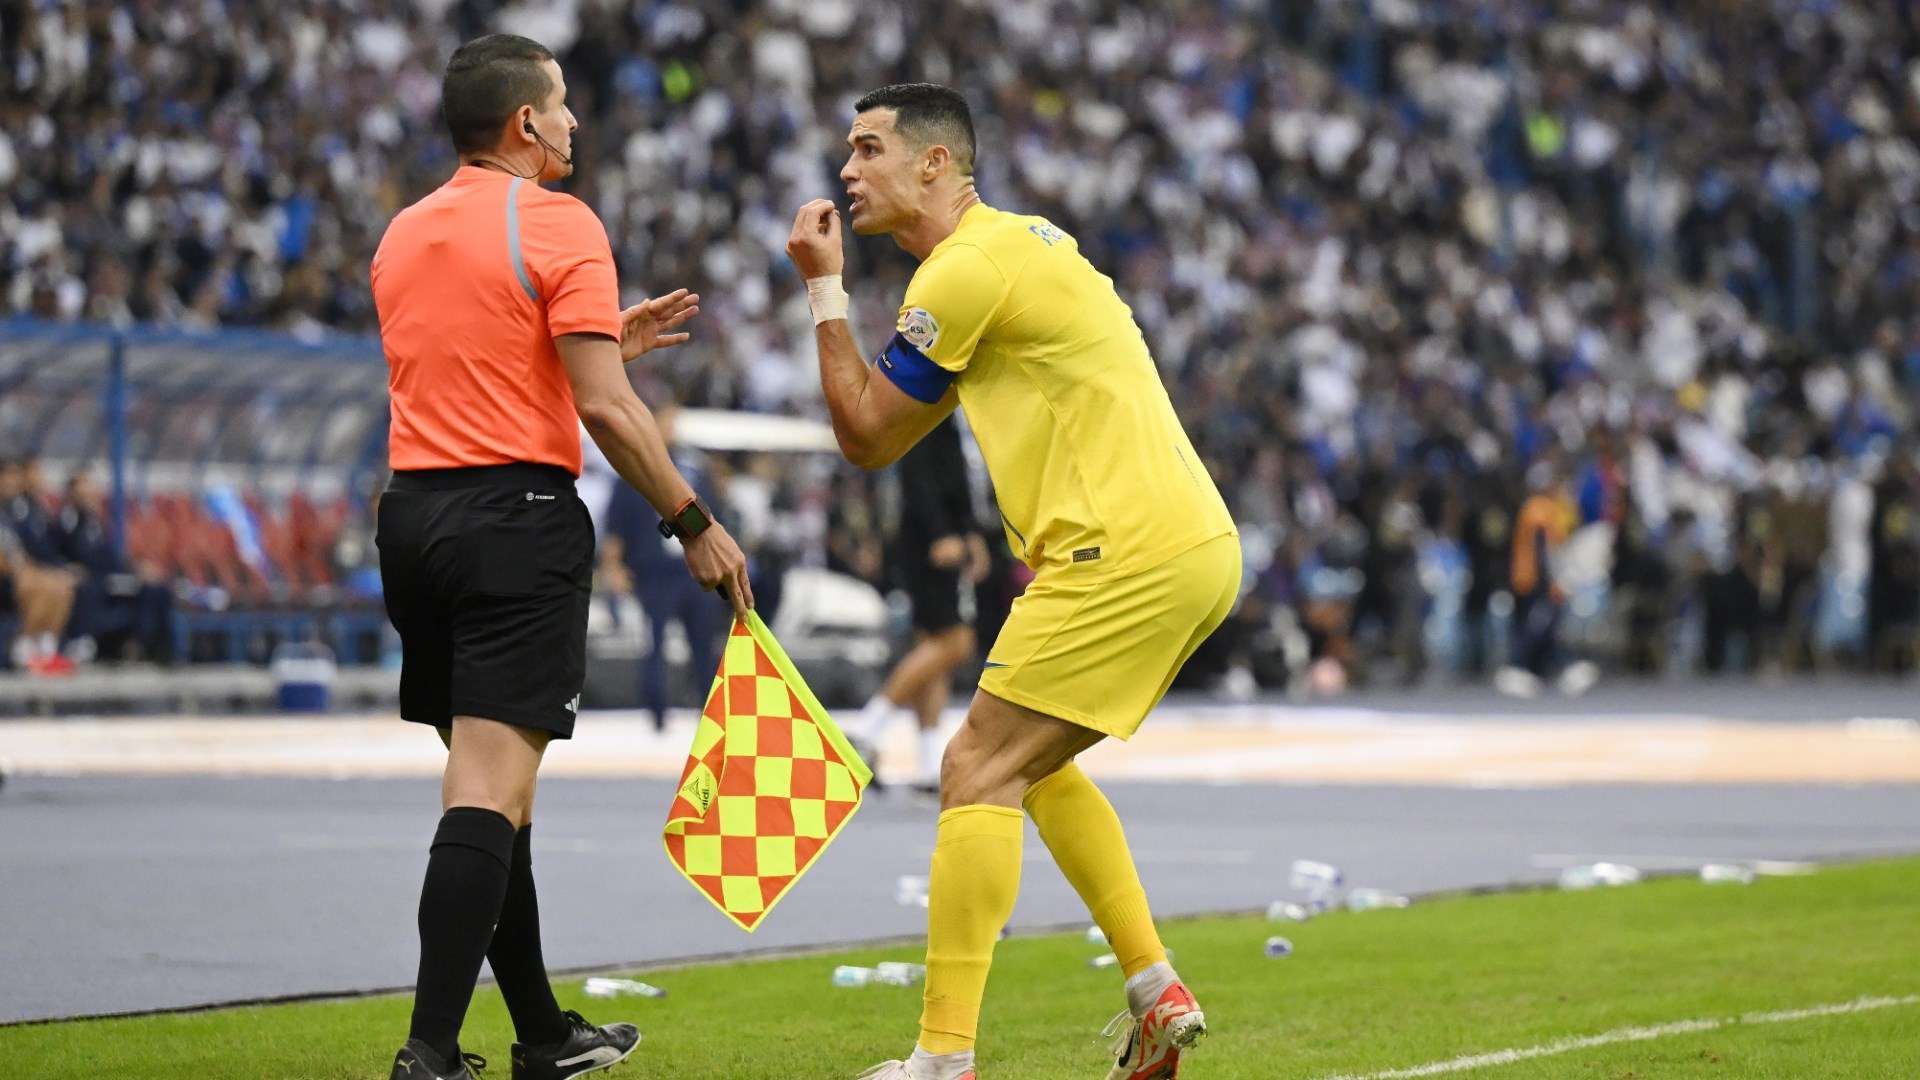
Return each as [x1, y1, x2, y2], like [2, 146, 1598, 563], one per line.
[1089, 947, 1173, 970]
[895, 875, 930, 907]
[1267, 900, 1315, 922]
[833, 965, 879, 987]
[875, 962, 926, 987]
[583, 977, 666, 999]
[1289, 859, 1343, 894]
[1700, 863, 1755, 885]
[1558, 862, 1641, 890]
[1345, 888, 1411, 911]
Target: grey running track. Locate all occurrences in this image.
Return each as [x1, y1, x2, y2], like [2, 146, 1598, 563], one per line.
[2, 770, 1917, 1023]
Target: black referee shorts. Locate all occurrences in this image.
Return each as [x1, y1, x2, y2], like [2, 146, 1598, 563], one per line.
[902, 559, 971, 634]
[376, 463, 594, 739]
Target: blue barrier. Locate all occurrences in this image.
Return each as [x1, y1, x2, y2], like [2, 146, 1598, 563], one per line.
[172, 608, 389, 666]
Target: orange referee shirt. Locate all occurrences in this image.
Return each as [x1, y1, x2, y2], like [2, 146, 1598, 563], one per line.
[372, 165, 621, 476]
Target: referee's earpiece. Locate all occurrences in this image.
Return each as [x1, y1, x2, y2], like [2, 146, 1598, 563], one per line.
[521, 116, 572, 166]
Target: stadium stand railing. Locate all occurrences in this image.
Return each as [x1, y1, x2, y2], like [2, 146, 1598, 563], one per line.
[0, 317, 392, 670]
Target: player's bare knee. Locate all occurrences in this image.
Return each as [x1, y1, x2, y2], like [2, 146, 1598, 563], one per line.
[938, 766, 1023, 810]
[940, 726, 1046, 809]
[939, 732, 1005, 807]
[453, 778, 534, 824]
[441, 787, 518, 821]
[937, 733, 978, 802]
[442, 761, 538, 824]
[937, 747, 968, 807]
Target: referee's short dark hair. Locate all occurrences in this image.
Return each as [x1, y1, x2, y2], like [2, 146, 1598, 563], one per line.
[442, 34, 555, 155]
[854, 83, 977, 176]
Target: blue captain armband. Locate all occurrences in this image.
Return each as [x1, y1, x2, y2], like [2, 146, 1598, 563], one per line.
[873, 333, 956, 404]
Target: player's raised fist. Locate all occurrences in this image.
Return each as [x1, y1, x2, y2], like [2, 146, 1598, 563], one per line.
[786, 199, 844, 279]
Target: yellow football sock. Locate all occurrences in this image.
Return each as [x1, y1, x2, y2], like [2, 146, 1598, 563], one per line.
[918, 804, 1024, 1054]
[1023, 762, 1167, 978]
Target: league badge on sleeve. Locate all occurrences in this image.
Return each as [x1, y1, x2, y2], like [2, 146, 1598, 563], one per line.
[898, 307, 941, 352]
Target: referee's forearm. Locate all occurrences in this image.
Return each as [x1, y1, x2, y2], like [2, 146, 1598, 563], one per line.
[579, 396, 697, 515]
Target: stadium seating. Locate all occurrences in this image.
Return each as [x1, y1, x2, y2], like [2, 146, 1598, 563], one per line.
[2, 3, 1916, 685]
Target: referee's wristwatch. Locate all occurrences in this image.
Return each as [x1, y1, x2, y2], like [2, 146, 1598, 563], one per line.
[659, 496, 716, 541]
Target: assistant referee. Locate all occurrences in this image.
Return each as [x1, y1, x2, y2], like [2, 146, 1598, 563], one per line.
[371, 34, 751, 1080]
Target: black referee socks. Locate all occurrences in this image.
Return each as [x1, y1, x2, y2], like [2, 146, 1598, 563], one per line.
[409, 806, 517, 1064]
[487, 824, 571, 1046]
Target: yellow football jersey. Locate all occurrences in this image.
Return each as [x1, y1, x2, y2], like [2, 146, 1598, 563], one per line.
[883, 203, 1236, 579]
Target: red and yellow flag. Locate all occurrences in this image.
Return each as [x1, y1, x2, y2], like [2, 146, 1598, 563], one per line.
[662, 611, 873, 931]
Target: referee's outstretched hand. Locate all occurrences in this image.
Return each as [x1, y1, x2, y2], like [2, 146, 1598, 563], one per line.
[619, 289, 701, 362]
[683, 522, 754, 618]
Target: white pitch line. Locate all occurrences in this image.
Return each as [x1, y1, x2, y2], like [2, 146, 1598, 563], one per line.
[1022, 847, 1254, 866]
[1738, 996, 1916, 1024]
[1318, 994, 1919, 1079]
[1525, 852, 1809, 871]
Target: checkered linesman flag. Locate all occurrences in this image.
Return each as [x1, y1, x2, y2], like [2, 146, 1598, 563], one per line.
[662, 610, 874, 931]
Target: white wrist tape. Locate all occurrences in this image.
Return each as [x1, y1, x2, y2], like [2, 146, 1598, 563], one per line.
[806, 274, 850, 324]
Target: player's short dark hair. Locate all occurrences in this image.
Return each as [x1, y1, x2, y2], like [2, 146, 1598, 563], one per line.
[441, 34, 555, 155]
[853, 83, 977, 176]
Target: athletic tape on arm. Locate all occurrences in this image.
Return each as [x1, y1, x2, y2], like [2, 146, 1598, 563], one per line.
[806, 274, 849, 324]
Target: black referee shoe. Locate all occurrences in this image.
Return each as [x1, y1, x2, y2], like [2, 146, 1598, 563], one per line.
[511, 1010, 641, 1080]
[391, 1038, 487, 1079]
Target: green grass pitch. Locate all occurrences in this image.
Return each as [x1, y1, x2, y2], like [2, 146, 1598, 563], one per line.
[4, 858, 1916, 1078]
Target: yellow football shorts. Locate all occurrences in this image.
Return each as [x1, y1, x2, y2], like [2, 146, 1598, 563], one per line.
[977, 533, 1241, 739]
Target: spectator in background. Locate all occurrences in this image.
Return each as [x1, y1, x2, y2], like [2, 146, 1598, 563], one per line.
[1869, 446, 1920, 672]
[599, 457, 725, 732]
[5, 1, 1920, 689]
[1610, 503, 1673, 676]
[1702, 520, 1764, 675]
[1755, 454, 1830, 674]
[59, 471, 175, 664]
[1461, 483, 1514, 679]
[0, 458, 77, 675]
[826, 471, 885, 586]
[4, 458, 67, 569]
[1500, 459, 1576, 697]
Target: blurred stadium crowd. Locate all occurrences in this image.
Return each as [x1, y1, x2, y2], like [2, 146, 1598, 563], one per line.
[3, 1, 1918, 686]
